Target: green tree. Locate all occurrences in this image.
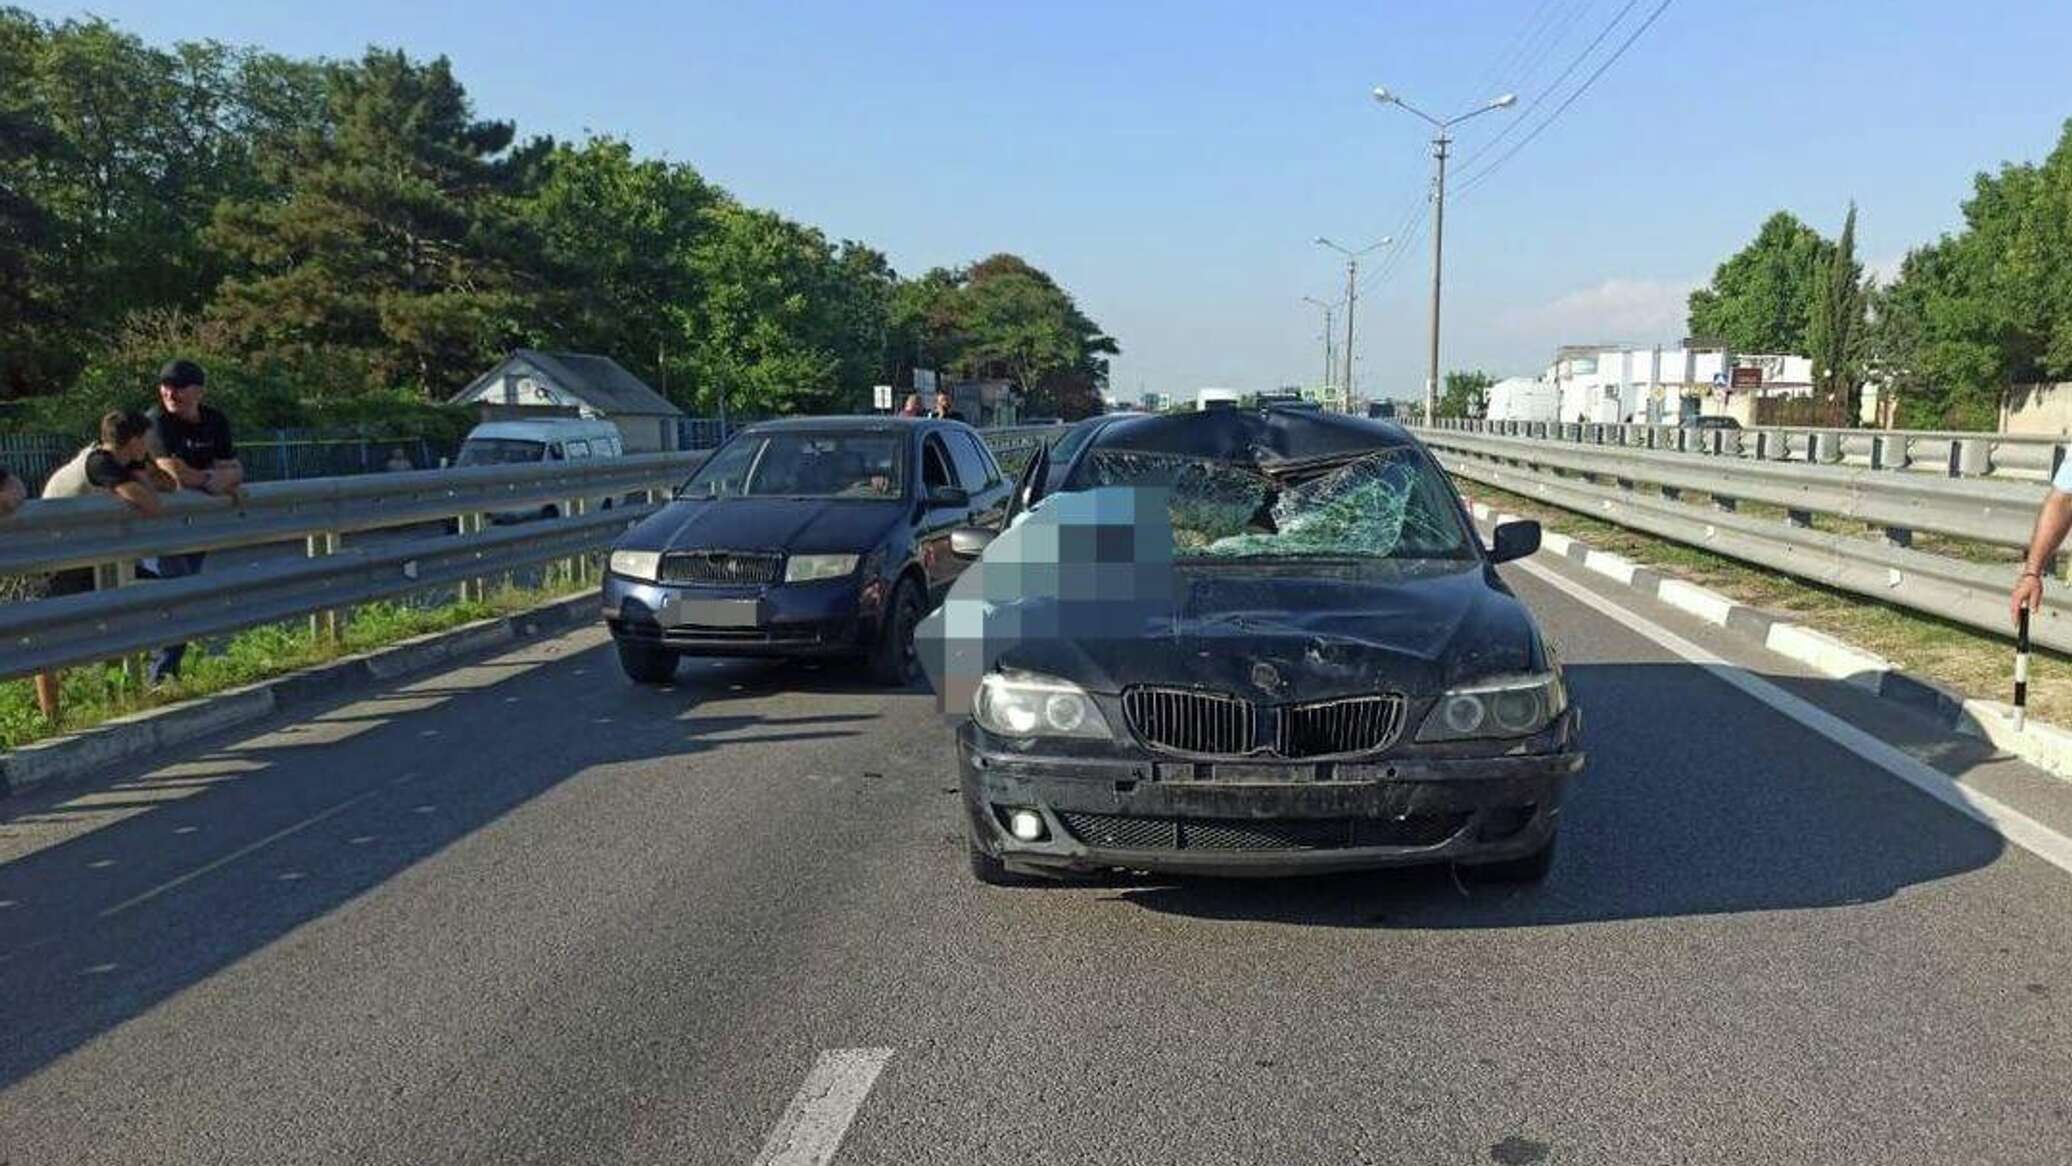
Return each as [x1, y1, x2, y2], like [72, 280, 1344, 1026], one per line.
[206, 48, 540, 399]
[1438, 369, 1493, 419]
[1805, 202, 1867, 425]
[1687, 211, 1834, 353]
[521, 137, 719, 400]
[1870, 119, 2072, 428]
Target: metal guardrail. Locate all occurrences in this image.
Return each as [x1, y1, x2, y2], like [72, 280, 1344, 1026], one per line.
[0, 422, 1069, 689]
[0, 453, 699, 577]
[1429, 417, 2069, 482]
[1419, 429, 2041, 548]
[1414, 426, 2070, 653]
[0, 507, 654, 678]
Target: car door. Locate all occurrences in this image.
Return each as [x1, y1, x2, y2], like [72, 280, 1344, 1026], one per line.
[948, 430, 1009, 530]
[915, 432, 967, 598]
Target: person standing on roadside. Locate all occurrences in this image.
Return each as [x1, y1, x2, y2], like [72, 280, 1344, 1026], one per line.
[900, 393, 923, 418]
[0, 466, 22, 517]
[2011, 460, 2072, 626]
[141, 359, 244, 685]
[34, 410, 177, 713]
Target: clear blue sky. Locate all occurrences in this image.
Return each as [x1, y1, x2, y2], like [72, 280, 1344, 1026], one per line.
[34, 0, 2072, 401]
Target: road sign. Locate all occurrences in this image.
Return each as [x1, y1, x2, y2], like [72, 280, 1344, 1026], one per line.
[873, 384, 893, 410]
[1730, 366, 1763, 390]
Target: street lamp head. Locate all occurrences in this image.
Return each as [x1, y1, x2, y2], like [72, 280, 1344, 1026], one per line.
[1313, 235, 1331, 246]
[1489, 93, 1518, 109]
[1371, 87, 1394, 105]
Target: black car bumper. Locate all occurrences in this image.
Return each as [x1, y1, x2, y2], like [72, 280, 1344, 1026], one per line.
[602, 573, 885, 658]
[959, 719, 1584, 878]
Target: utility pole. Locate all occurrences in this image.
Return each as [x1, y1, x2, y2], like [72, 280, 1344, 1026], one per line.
[1302, 295, 1336, 398]
[1371, 86, 1516, 422]
[1315, 236, 1390, 413]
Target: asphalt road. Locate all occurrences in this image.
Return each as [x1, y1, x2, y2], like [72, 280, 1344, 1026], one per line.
[2, 545, 2070, 1164]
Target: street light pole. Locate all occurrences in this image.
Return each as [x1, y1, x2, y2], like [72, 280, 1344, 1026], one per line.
[1314, 235, 1390, 414]
[1371, 86, 1516, 423]
[1302, 295, 1336, 396]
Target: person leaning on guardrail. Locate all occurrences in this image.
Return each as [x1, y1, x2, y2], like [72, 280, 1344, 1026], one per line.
[139, 359, 243, 686]
[34, 409, 177, 715]
[2011, 458, 2072, 625]
[0, 466, 22, 517]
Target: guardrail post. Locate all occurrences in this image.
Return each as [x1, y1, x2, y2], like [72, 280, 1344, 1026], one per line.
[1720, 430, 1744, 457]
[1872, 435, 1910, 471]
[1883, 525, 1914, 549]
[1786, 508, 1814, 528]
[1811, 433, 1843, 464]
[1712, 494, 1738, 513]
[305, 531, 341, 640]
[1949, 438, 1990, 478]
[458, 511, 487, 604]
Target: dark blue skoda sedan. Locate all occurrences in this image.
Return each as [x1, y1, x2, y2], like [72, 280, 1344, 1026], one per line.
[602, 418, 1011, 685]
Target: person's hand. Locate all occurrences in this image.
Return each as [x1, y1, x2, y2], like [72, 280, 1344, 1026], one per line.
[2012, 571, 2044, 626]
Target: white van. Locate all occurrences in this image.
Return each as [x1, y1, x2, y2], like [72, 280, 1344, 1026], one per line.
[455, 418, 628, 522]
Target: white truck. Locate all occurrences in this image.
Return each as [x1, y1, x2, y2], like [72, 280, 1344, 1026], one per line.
[1196, 387, 1242, 411]
[1483, 377, 1561, 423]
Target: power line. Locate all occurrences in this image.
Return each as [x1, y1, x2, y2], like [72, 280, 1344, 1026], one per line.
[1454, 0, 1676, 199]
[1454, 0, 1642, 176]
[1464, 0, 1566, 102]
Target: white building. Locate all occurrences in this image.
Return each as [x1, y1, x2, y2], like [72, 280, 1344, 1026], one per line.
[1547, 344, 1814, 425]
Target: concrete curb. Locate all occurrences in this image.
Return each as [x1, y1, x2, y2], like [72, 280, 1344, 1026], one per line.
[1, 591, 598, 798]
[1468, 499, 2072, 781]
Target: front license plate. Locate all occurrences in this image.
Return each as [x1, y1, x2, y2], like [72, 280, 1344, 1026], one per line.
[659, 597, 761, 628]
[1213, 762, 1316, 783]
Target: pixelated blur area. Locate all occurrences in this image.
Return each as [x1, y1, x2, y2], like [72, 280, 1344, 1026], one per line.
[916, 486, 1177, 721]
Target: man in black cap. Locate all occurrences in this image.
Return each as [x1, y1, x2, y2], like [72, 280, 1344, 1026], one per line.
[139, 359, 244, 684]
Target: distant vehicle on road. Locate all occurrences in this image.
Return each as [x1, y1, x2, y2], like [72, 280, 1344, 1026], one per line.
[602, 417, 1010, 687]
[1679, 415, 1742, 430]
[456, 418, 625, 522]
[923, 407, 1583, 885]
[1483, 377, 1561, 423]
[1022, 416, 1063, 427]
[1196, 387, 1241, 411]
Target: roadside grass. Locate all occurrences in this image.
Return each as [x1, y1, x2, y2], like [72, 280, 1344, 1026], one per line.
[1464, 481, 2072, 725]
[0, 572, 594, 751]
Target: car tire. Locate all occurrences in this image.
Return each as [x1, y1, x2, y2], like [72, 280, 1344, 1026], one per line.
[868, 575, 923, 687]
[616, 639, 678, 685]
[967, 836, 1044, 887]
[1464, 832, 1557, 884]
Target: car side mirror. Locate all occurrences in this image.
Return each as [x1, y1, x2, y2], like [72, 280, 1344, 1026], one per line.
[1489, 519, 1541, 564]
[927, 484, 969, 508]
[949, 526, 996, 560]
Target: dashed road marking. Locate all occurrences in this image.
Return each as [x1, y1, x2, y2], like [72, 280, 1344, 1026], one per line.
[99, 786, 387, 918]
[751, 1048, 894, 1166]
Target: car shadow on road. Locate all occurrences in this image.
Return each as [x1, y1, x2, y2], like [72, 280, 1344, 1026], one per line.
[0, 641, 882, 1090]
[1100, 661, 2011, 931]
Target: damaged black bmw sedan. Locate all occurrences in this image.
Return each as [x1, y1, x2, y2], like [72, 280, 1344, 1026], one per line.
[916, 407, 1583, 885]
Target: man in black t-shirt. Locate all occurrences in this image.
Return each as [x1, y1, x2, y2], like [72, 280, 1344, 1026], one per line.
[139, 359, 243, 684]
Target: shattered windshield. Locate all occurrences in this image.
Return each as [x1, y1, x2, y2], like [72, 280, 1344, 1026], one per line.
[1078, 446, 1472, 560]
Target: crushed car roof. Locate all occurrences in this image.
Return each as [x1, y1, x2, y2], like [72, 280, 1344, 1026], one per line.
[1083, 408, 1414, 466]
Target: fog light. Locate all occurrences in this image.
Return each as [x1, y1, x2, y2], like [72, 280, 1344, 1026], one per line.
[1008, 809, 1046, 842]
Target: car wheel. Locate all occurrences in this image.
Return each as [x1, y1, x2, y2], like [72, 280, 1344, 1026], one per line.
[868, 575, 923, 686]
[616, 639, 678, 685]
[1464, 831, 1557, 884]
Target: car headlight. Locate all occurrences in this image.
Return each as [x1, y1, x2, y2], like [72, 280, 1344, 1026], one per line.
[974, 671, 1114, 740]
[609, 549, 661, 581]
[1415, 672, 1566, 742]
[785, 553, 861, 583]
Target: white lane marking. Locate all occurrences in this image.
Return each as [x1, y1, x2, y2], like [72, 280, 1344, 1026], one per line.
[98, 786, 386, 918]
[1515, 554, 2072, 879]
[751, 1048, 894, 1166]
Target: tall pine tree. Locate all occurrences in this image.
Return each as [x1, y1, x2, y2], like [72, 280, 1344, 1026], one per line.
[1805, 202, 1866, 425]
[206, 49, 540, 398]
